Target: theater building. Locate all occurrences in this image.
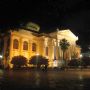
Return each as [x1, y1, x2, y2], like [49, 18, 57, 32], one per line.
[3, 28, 81, 68]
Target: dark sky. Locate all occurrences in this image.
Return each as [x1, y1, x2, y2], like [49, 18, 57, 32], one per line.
[0, 0, 90, 52]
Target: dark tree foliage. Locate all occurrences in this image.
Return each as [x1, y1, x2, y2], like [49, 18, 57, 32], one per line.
[11, 55, 27, 68]
[68, 59, 79, 67]
[29, 55, 48, 68]
[81, 56, 90, 67]
[60, 38, 70, 68]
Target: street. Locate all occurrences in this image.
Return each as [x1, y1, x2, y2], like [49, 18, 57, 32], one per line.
[0, 69, 90, 89]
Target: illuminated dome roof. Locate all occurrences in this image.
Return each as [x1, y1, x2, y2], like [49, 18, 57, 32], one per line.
[25, 22, 40, 32]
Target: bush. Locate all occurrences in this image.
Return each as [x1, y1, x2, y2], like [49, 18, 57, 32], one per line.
[68, 59, 79, 67]
[81, 56, 90, 67]
[11, 55, 27, 69]
[29, 55, 48, 68]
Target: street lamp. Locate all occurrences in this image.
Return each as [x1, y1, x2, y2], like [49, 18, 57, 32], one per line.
[79, 54, 83, 69]
[80, 54, 83, 58]
[0, 55, 3, 59]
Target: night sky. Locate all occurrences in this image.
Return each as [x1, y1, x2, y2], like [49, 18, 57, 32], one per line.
[0, 0, 90, 52]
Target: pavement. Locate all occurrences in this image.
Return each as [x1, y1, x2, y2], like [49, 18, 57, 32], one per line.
[0, 69, 90, 90]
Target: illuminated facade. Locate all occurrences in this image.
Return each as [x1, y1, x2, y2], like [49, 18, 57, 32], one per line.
[3, 28, 81, 68]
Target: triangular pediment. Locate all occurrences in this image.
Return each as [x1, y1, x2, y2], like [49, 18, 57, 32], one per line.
[57, 29, 78, 40]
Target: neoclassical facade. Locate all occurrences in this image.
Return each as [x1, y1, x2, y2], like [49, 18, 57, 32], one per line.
[3, 28, 81, 68]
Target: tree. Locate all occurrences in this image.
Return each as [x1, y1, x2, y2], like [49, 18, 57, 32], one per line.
[59, 38, 70, 67]
[11, 55, 27, 69]
[71, 52, 78, 59]
[29, 55, 48, 68]
[68, 59, 79, 68]
[81, 56, 90, 67]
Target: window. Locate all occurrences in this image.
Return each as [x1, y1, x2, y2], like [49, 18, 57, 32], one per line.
[13, 39, 19, 49]
[32, 43, 36, 52]
[46, 47, 48, 56]
[23, 41, 28, 50]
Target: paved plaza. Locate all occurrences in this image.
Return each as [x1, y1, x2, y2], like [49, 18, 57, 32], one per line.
[0, 69, 90, 90]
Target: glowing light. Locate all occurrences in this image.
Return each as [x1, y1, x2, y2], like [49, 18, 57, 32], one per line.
[80, 54, 83, 58]
[36, 53, 39, 56]
[0, 55, 3, 59]
[53, 60, 58, 67]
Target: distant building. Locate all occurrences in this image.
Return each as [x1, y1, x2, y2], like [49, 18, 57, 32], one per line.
[3, 28, 81, 68]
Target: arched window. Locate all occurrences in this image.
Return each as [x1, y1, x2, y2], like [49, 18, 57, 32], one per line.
[32, 43, 36, 52]
[13, 39, 19, 49]
[23, 41, 28, 50]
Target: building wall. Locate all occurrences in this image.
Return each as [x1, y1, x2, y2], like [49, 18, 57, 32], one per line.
[8, 30, 46, 67]
[3, 29, 81, 68]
